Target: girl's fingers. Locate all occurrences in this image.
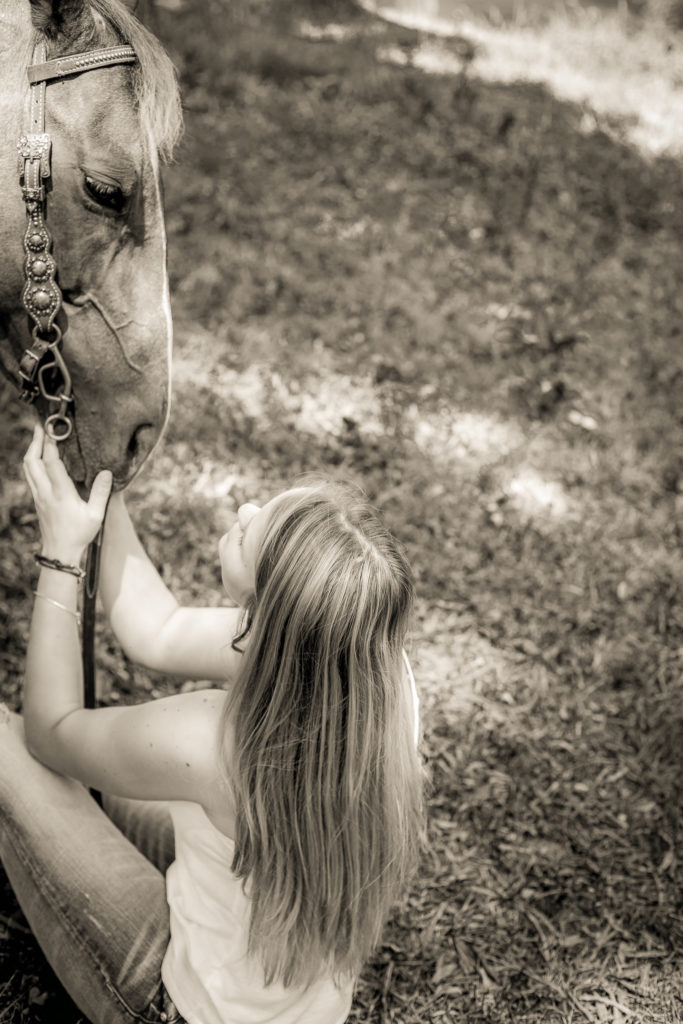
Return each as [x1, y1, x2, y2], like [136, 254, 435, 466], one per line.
[25, 422, 44, 459]
[88, 470, 113, 523]
[23, 457, 51, 511]
[23, 424, 50, 498]
[42, 433, 60, 462]
[42, 433, 74, 492]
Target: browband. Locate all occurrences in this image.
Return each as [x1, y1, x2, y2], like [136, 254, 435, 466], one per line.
[27, 45, 136, 85]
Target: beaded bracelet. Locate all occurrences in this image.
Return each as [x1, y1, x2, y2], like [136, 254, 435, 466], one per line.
[34, 553, 85, 581]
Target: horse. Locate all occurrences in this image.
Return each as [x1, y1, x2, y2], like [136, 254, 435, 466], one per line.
[0, 0, 182, 490]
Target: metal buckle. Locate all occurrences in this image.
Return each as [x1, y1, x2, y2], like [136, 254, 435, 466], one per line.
[18, 346, 43, 382]
[21, 185, 46, 203]
[18, 336, 51, 399]
[17, 134, 52, 179]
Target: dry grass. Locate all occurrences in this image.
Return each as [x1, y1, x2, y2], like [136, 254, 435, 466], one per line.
[0, 1, 682, 1021]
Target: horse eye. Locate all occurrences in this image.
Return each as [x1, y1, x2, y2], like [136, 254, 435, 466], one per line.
[83, 174, 126, 213]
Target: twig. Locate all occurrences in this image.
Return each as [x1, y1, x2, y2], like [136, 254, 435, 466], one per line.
[522, 968, 594, 1023]
[585, 994, 635, 1017]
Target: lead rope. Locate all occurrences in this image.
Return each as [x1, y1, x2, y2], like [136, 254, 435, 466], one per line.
[83, 518, 106, 806]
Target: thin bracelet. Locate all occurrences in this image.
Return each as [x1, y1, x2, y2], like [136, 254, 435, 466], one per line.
[34, 554, 85, 581]
[33, 590, 82, 627]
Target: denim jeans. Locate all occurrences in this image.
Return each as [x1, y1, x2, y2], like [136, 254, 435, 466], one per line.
[0, 708, 186, 1024]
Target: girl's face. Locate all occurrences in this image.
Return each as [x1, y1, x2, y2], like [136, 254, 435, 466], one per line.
[219, 501, 266, 606]
[219, 488, 309, 606]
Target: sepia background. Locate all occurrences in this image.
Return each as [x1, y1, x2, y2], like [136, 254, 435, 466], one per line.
[1, 0, 682, 1020]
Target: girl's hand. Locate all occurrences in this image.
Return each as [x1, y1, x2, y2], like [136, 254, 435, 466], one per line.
[23, 423, 113, 564]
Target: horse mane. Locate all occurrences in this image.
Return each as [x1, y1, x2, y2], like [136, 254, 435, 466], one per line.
[69, 0, 183, 162]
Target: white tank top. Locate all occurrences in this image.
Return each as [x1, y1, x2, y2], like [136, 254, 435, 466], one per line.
[162, 653, 420, 1024]
[162, 801, 354, 1024]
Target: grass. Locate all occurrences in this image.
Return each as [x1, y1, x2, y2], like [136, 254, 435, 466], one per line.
[1, 0, 682, 1020]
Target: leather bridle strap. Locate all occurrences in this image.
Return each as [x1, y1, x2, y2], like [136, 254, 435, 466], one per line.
[17, 41, 137, 440]
[27, 45, 136, 85]
[17, 40, 65, 425]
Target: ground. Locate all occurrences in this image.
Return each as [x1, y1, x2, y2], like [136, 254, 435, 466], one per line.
[0, 1, 682, 1021]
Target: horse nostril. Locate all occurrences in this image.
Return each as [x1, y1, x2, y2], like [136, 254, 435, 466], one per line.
[127, 423, 156, 462]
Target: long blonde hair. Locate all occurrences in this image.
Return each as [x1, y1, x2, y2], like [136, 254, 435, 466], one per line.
[219, 482, 425, 988]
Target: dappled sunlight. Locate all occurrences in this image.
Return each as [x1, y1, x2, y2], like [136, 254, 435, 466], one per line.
[461, 17, 683, 157]
[376, 4, 683, 156]
[171, 358, 267, 419]
[297, 20, 367, 42]
[377, 38, 463, 74]
[287, 376, 385, 437]
[172, 349, 386, 437]
[412, 407, 525, 466]
[507, 466, 570, 519]
[190, 462, 240, 500]
[413, 599, 521, 719]
[174, 339, 531, 472]
[133, 443, 265, 518]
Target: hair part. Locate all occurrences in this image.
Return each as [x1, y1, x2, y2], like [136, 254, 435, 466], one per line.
[219, 482, 426, 989]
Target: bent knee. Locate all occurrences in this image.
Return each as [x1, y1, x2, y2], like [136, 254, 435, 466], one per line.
[0, 707, 75, 813]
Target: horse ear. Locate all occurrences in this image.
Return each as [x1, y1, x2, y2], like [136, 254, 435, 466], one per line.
[28, 0, 89, 36]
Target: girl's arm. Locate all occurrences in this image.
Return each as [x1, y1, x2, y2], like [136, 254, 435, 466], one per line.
[99, 492, 242, 682]
[21, 425, 235, 809]
[26, 559, 230, 802]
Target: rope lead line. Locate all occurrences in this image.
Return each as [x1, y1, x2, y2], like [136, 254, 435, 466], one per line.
[83, 519, 106, 807]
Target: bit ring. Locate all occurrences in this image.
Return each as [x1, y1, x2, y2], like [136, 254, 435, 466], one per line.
[45, 412, 72, 441]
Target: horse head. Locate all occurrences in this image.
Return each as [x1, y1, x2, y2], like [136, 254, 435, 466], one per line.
[0, 0, 182, 489]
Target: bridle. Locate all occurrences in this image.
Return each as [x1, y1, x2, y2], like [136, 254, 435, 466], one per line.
[16, 39, 136, 441]
[17, 39, 138, 781]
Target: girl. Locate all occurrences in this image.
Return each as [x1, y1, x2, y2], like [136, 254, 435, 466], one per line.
[0, 423, 424, 1024]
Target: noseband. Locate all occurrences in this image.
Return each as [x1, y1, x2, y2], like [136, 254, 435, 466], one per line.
[17, 40, 136, 441]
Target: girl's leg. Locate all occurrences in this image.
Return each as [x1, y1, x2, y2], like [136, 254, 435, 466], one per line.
[0, 709, 181, 1024]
